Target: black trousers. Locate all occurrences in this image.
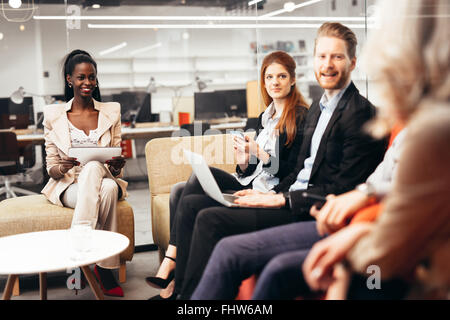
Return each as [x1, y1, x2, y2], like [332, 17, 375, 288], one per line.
[174, 170, 299, 298]
[169, 167, 245, 246]
[169, 181, 186, 246]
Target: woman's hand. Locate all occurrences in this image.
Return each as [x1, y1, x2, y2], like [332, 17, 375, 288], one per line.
[233, 136, 250, 170]
[59, 156, 80, 174]
[106, 155, 126, 175]
[233, 135, 270, 170]
[310, 191, 371, 236]
[49, 156, 79, 179]
[302, 223, 372, 291]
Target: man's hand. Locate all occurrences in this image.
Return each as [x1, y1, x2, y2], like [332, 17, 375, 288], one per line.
[234, 193, 285, 208]
[233, 189, 263, 197]
[310, 190, 370, 236]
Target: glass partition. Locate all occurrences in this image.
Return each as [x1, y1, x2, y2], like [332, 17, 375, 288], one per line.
[61, 1, 259, 120]
[0, 0, 377, 246]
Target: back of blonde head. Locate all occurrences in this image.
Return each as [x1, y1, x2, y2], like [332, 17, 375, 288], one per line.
[362, 0, 449, 136]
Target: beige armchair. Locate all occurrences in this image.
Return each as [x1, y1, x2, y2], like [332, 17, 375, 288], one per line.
[0, 194, 135, 295]
[145, 133, 240, 261]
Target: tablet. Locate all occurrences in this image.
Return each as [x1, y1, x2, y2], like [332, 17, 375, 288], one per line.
[68, 147, 122, 166]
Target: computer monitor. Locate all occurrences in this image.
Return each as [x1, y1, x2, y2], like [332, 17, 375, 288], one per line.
[216, 89, 247, 118]
[0, 97, 33, 129]
[101, 94, 114, 103]
[135, 93, 155, 123]
[194, 89, 247, 121]
[194, 92, 220, 120]
[113, 91, 149, 122]
[52, 94, 65, 103]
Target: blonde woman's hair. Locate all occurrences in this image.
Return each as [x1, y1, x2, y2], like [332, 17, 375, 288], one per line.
[362, 0, 450, 137]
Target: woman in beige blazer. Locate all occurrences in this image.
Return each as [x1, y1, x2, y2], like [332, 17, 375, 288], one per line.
[41, 49, 128, 297]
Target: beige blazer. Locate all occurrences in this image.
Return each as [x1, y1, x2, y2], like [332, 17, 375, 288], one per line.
[347, 106, 450, 283]
[41, 98, 128, 206]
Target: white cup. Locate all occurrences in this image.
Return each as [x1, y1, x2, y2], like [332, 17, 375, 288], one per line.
[69, 220, 94, 261]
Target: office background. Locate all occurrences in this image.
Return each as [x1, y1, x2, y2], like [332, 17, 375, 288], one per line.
[0, 0, 378, 246]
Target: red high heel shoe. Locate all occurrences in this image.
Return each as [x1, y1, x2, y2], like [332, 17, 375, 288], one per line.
[94, 265, 124, 297]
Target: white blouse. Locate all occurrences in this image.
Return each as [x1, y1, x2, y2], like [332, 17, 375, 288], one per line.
[68, 121, 100, 147]
[68, 120, 100, 180]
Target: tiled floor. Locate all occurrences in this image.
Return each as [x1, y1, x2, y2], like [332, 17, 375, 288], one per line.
[126, 181, 154, 246]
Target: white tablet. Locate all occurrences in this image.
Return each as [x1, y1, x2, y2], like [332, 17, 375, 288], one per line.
[68, 147, 122, 166]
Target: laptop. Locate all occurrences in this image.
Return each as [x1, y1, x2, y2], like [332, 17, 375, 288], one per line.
[183, 149, 247, 207]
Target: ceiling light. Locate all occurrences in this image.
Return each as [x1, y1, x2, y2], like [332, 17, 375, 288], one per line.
[261, 0, 324, 18]
[88, 23, 369, 29]
[92, 4, 101, 9]
[33, 15, 372, 22]
[0, 32, 4, 40]
[284, 2, 296, 12]
[19, 24, 25, 31]
[8, 0, 22, 9]
[99, 42, 127, 56]
[182, 31, 190, 40]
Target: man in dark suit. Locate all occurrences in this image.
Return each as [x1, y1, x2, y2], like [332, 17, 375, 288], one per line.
[175, 23, 387, 299]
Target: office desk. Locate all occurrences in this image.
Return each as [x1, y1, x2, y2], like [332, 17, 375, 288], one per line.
[121, 125, 179, 140]
[15, 121, 247, 144]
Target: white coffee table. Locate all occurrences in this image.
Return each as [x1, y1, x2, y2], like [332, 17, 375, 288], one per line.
[0, 229, 129, 300]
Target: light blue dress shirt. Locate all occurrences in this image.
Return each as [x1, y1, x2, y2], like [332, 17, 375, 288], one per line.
[289, 83, 351, 191]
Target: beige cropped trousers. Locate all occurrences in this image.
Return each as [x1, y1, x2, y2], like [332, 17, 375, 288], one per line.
[61, 161, 120, 269]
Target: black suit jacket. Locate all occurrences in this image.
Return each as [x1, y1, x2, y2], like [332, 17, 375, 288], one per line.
[273, 82, 387, 218]
[237, 105, 308, 183]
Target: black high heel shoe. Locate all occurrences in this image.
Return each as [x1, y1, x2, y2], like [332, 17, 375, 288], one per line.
[148, 291, 177, 300]
[145, 256, 176, 289]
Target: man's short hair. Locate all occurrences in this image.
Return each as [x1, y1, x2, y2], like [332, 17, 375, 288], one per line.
[315, 22, 358, 59]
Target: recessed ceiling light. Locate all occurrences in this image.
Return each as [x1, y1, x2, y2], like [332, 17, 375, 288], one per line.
[19, 24, 25, 31]
[8, 0, 22, 9]
[0, 33, 4, 40]
[284, 2, 296, 12]
[261, 0, 324, 18]
[92, 4, 101, 9]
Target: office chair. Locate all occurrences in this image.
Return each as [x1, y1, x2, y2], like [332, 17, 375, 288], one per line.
[174, 121, 211, 136]
[0, 131, 37, 198]
[244, 117, 260, 131]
